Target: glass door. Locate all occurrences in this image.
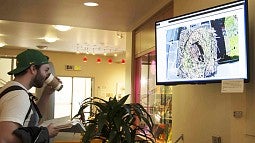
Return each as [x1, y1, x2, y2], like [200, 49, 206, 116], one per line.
[54, 77, 93, 120]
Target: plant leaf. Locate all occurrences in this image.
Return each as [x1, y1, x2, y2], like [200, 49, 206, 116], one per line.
[122, 124, 132, 143]
[108, 130, 117, 143]
[117, 94, 129, 106]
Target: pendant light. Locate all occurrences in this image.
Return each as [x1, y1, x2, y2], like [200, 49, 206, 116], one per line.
[121, 58, 125, 64]
[108, 58, 113, 64]
[96, 57, 102, 63]
[83, 56, 88, 62]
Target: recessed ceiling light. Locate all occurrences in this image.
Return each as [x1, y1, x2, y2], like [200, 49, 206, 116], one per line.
[53, 25, 72, 32]
[84, 2, 99, 7]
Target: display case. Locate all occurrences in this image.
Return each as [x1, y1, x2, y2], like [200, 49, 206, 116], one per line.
[135, 51, 172, 142]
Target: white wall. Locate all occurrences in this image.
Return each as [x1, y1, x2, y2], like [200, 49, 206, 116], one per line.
[173, 84, 246, 143]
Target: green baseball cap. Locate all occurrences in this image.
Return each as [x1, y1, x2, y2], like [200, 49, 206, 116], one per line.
[8, 49, 49, 75]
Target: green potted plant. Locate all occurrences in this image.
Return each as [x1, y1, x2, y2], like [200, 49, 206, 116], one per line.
[73, 94, 155, 143]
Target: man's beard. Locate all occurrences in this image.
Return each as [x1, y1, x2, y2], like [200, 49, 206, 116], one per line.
[33, 71, 45, 88]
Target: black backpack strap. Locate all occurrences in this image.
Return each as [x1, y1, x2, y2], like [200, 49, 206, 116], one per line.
[23, 104, 32, 125]
[0, 86, 25, 98]
[27, 92, 42, 119]
[0, 85, 42, 124]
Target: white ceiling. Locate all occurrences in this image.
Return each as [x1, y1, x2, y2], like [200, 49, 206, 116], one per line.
[0, 0, 171, 55]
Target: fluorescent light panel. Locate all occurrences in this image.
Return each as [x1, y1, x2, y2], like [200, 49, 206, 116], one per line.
[84, 2, 99, 7]
[53, 25, 72, 31]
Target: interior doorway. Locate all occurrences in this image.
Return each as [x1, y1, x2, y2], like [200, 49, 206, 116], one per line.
[134, 51, 172, 142]
[54, 76, 93, 119]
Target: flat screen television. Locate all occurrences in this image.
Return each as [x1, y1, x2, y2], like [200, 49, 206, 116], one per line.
[155, 0, 249, 85]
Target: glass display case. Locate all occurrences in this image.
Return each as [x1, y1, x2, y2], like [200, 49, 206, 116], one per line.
[134, 51, 172, 142]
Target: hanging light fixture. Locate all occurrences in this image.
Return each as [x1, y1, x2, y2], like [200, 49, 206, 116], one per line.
[121, 58, 125, 64]
[44, 36, 59, 43]
[83, 56, 88, 62]
[120, 51, 126, 64]
[108, 58, 113, 64]
[92, 48, 95, 55]
[96, 57, 101, 63]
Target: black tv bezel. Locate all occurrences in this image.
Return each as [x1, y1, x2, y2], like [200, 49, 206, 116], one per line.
[155, 0, 249, 85]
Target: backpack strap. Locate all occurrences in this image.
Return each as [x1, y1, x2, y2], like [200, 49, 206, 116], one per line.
[27, 92, 42, 119]
[0, 86, 25, 98]
[23, 104, 32, 125]
[0, 85, 42, 124]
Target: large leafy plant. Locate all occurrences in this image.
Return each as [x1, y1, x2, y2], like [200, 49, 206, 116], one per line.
[73, 94, 155, 143]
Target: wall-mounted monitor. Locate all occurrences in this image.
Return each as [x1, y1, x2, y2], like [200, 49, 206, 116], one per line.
[155, 0, 249, 85]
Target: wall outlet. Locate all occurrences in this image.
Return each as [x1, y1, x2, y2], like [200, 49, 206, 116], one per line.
[212, 136, 221, 143]
[233, 111, 243, 118]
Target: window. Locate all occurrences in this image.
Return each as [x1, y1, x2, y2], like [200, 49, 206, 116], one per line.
[0, 57, 15, 87]
[0, 57, 36, 93]
[54, 77, 93, 119]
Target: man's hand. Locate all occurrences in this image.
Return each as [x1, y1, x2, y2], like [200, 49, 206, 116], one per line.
[46, 123, 60, 138]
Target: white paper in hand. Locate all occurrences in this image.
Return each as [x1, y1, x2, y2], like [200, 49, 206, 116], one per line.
[40, 116, 85, 133]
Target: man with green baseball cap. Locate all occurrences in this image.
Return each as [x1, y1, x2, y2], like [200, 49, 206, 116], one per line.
[0, 49, 59, 143]
[8, 49, 49, 75]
